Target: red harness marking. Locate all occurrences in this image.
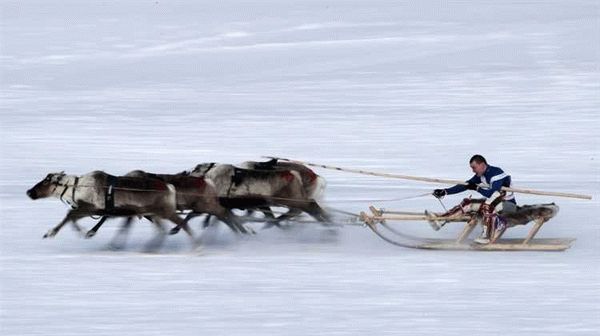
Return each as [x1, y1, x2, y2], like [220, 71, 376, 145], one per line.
[280, 171, 295, 182]
[193, 177, 206, 190]
[153, 181, 168, 191]
[307, 170, 318, 183]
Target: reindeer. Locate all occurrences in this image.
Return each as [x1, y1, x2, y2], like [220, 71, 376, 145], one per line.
[238, 158, 326, 200]
[237, 159, 327, 224]
[179, 163, 330, 228]
[26, 171, 195, 250]
[85, 170, 251, 237]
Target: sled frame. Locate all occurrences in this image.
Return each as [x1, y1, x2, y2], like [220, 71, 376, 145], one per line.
[360, 206, 574, 251]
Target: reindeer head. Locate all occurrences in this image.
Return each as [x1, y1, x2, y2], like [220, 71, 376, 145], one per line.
[26, 172, 66, 200]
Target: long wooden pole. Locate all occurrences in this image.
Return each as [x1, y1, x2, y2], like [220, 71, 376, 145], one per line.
[265, 156, 592, 200]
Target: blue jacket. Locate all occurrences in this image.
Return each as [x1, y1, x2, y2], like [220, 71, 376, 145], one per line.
[445, 165, 516, 203]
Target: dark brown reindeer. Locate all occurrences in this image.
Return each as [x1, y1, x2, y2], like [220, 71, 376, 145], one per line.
[26, 171, 195, 250]
[181, 163, 330, 227]
[85, 170, 251, 237]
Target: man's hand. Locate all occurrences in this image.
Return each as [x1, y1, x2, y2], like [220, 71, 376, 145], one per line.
[433, 189, 447, 199]
[466, 183, 478, 190]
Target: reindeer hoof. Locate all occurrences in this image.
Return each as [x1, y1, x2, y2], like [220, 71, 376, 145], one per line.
[169, 227, 181, 235]
[85, 231, 96, 239]
[43, 230, 55, 239]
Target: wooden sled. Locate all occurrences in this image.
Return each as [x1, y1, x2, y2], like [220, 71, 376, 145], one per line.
[360, 206, 574, 251]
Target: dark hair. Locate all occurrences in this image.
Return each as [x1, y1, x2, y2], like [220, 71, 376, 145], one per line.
[469, 154, 487, 164]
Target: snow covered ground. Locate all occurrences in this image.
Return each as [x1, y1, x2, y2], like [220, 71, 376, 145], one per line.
[1, 1, 599, 335]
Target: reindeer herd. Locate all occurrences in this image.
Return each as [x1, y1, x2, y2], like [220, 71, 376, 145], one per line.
[26, 159, 329, 250]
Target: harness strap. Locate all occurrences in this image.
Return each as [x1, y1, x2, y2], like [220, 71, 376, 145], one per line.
[58, 176, 80, 208]
[232, 168, 244, 186]
[105, 175, 118, 210]
[59, 183, 69, 202]
[72, 177, 79, 202]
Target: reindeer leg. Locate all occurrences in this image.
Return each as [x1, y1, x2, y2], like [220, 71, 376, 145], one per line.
[221, 211, 254, 235]
[108, 217, 134, 250]
[202, 215, 213, 229]
[70, 221, 84, 235]
[258, 207, 276, 220]
[86, 216, 109, 238]
[274, 208, 302, 224]
[306, 201, 331, 223]
[167, 214, 196, 244]
[215, 215, 241, 234]
[44, 209, 86, 238]
[257, 206, 285, 229]
[278, 199, 331, 224]
[170, 212, 201, 235]
[143, 217, 167, 252]
[303, 202, 338, 240]
[259, 208, 297, 230]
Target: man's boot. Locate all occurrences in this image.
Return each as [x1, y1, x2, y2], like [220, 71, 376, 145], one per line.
[475, 203, 495, 244]
[474, 223, 491, 244]
[425, 210, 443, 231]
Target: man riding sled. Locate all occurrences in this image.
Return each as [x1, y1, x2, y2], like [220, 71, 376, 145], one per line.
[427, 154, 516, 244]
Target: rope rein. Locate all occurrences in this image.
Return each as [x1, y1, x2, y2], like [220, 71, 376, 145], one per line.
[436, 196, 448, 213]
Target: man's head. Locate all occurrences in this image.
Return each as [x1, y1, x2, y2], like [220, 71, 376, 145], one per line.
[469, 155, 488, 176]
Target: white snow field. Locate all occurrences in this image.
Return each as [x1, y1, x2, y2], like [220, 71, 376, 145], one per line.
[1, 1, 599, 335]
